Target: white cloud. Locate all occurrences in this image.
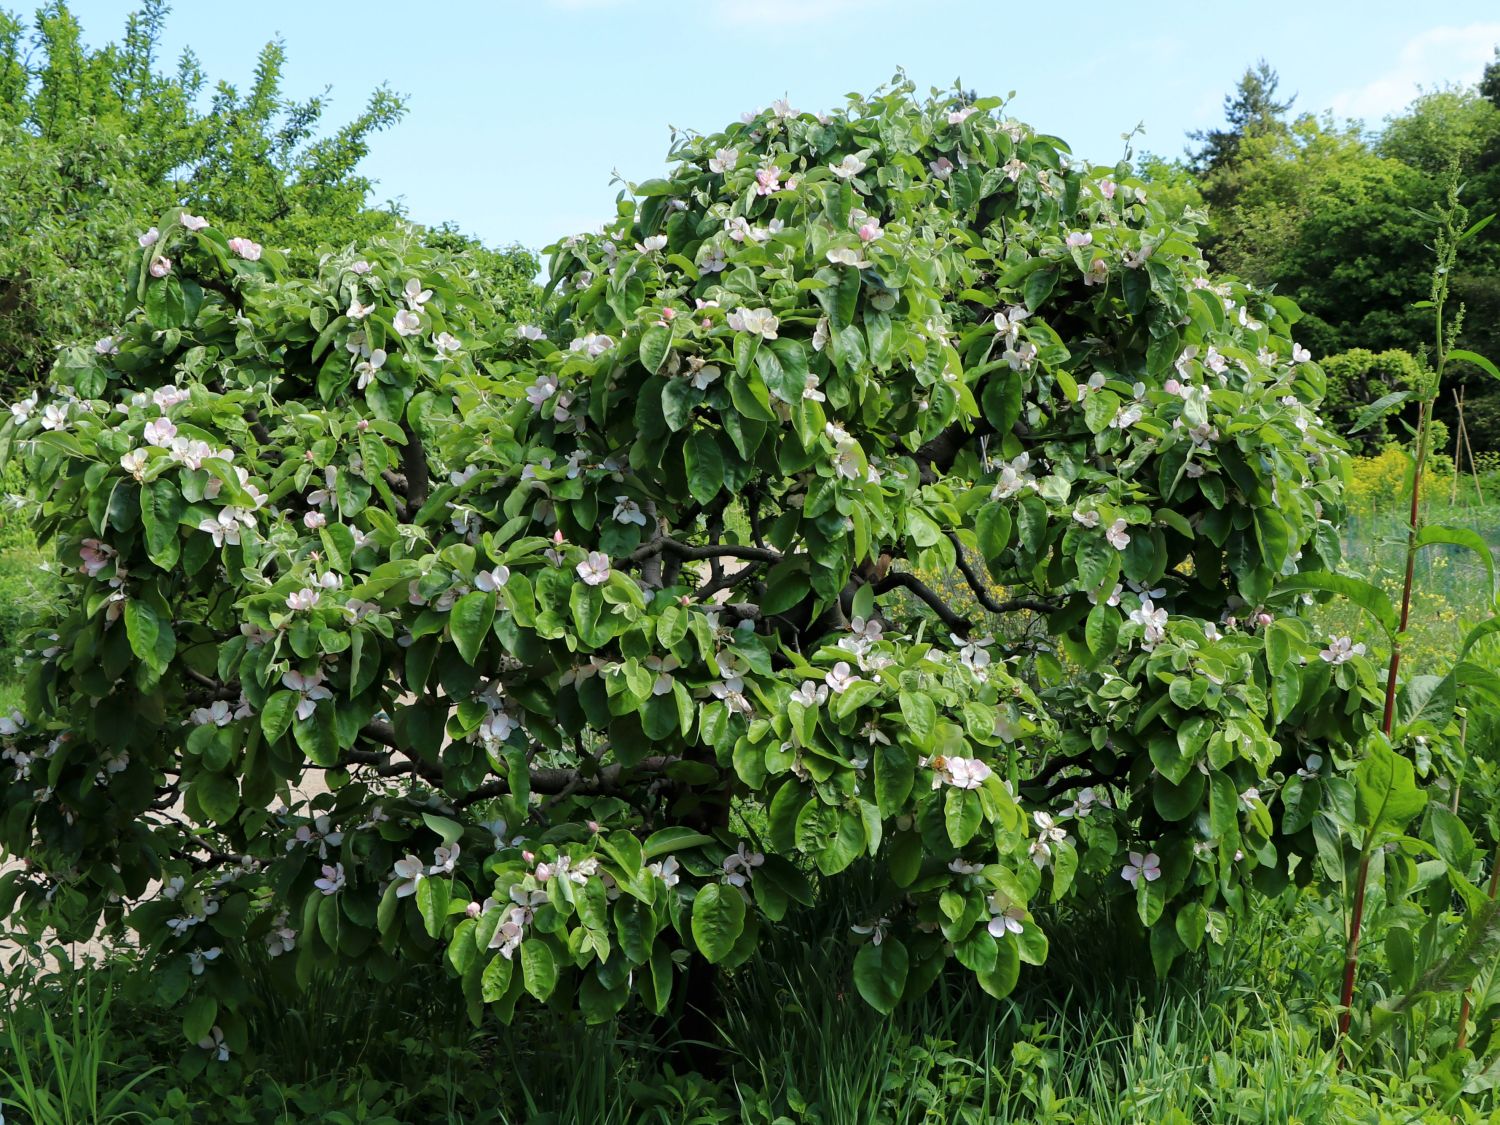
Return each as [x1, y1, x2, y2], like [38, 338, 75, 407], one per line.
[1330, 22, 1500, 122]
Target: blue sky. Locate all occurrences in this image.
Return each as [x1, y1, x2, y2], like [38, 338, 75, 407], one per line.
[57, 1, 1500, 253]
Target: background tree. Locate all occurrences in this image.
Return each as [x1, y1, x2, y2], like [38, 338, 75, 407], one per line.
[0, 2, 536, 397]
[1186, 59, 1500, 449]
[1188, 60, 1295, 179]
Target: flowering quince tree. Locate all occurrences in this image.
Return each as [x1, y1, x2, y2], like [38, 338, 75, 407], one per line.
[0, 82, 1385, 1053]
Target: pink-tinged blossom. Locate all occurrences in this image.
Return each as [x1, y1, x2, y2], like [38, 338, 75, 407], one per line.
[404, 278, 432, 310]
[647, 855, 680, 887]
[266, 916, 297, 956]
[1122, 851, 1161, 887]
[282, 669, 331, 720]
[429, 843, 460, 875]
[708, 146, 738, 174]
[612, 496, 647, 527]
[754, 165, 782, 196]
[727, 306, 779, 340]
[1105, 519, 1131, 551]
[346, 299, 374, 319]
[830, 154, 866, 179]
[568, 333, 616, 358]
[198, 509, 250, 548]
[921, 754, 992, 790]
[9, 391, 37, 423]
[790, 680, 829, 708]
[516, 324, 546, 341]
[576, 551, 611, 586]
[392, 309, 422, 337]
[987, 892, 1025, 938]
[474, 565, 510, 592]
[929, 156, 954, 180]
[355, 347, 386, 390]
[227, 237, 262, 261]
[285, 588, 321, 612]
[350, 260, 372, 275]
[1319, 636, 1366, 664]
[826, 246, 869, 269]
[1098, 179, 1117, 201]
[722, 842, 764, 888]
[393, 854, 425, 897]
[1066, 230, 1093, 249]
[95, 335, 120, 356]
[313, 863, 345, 895]
[710, 675, 752, 715]
[138, 227, 159, 248]
[191, 700, 234, 728]
[303, 511, 326, 530]
[149, 257, 173, 278]
[153, 386, 190, 410]
[824, 661, 859, 694]
[179, 212, 209, 231]
[143, 418, 177, 447]
[198, 1026, 229, 1062]
[1129, 597, 1169, 648]
[79, 539, 115, 577]
[948, 105, 978, 125]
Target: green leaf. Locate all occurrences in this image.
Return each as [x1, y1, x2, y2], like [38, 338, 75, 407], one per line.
[194, 771, 239, 825]
[1349, 391, 1412, 435]
[123, 598, 175, 675]
[945, 787, 983, 847]
[853, 937, 909, 1014]
[899, 691, 936, 740]
[182, 995, 217, 1044]
[260, 690, 297, 742]
[1449, 349, 1500, 385]
[140, 479, 187, 568]
[450, 590, 496, 665]
[1355, 740, 1427, 844]
[417, 876, 450, 939]
[642, 827, 715, 860]
[639, 324, 672, 373]
[1415, 524, 1496, 602]
[975, 938, 1020, 999]
[691, 883, 746, 964]
[319, 523, 356, 571]
[481, 952, 514, 1002]
[683, 431, 725, 505]
[521, 939, 558, 1001]
[1275, 572, 1397, 636]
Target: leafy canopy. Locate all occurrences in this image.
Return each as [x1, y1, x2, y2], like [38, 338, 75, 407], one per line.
[0, 81, 1380, 1049]
[0, 1, 535, 396]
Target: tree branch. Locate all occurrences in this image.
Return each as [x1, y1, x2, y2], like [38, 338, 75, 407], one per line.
[875, 570, 973, 636]
[912, 418, 991, 485]
[945, 532, 1056, 617]
[399, 419, 429, 516]
[631, 536, 783, 566]
[453, 756, 679, 809]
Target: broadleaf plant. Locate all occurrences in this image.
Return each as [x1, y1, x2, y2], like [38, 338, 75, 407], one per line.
[0, 82, 1383, 1052]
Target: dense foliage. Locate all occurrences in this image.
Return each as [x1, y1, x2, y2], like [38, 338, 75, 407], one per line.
[1153, 57, 1500, 450]
[0, 1, 536, 398]
[0, 81, 1401, 1053]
